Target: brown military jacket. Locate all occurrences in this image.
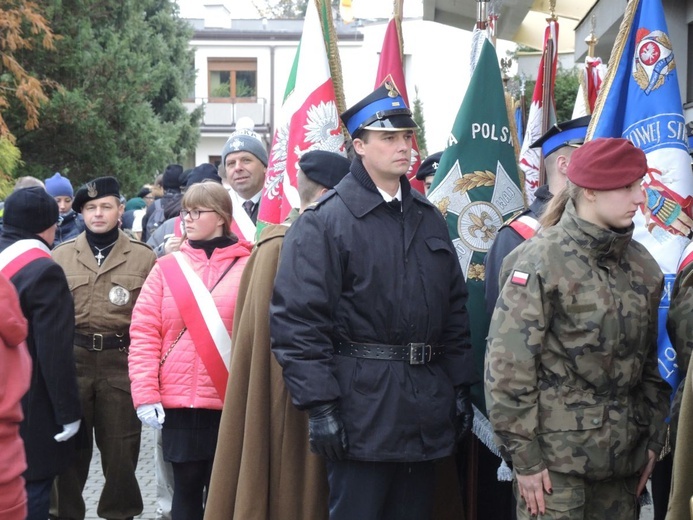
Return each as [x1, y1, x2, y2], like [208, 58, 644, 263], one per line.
[52, 231, 156, 335]
[485, 200, 669, 481]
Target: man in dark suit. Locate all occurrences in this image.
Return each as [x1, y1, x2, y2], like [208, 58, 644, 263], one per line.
[0, 187, 81, 520]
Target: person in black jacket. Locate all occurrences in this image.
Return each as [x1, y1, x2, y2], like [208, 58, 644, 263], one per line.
[270, 83, 475, 520]
[45, 172, 84, 246]
[141, 164, 187, 242]
[0, 187, 81, 520]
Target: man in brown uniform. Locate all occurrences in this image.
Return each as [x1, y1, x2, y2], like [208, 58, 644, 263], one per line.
[51, 176, 156, 520]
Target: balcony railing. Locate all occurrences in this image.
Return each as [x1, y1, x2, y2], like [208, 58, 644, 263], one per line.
[184, 97, 268, 127]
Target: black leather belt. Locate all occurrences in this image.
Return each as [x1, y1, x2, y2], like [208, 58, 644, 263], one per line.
[335, 341, 445, 365]
[74, 332, 130, 352]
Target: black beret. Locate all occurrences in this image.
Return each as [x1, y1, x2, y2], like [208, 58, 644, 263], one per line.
[163, 164, 185, 190]
[3, 186, 59, 234]
[299, 150, 351, 189]
[416, 151, 443, 180]
[72, 176, 121, 213]
[186, 163, 221, 188]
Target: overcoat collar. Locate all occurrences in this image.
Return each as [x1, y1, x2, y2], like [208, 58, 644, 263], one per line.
[74, 230, 132, 274]
[560, 199, 633, 262]
[335, 156, 430, 219]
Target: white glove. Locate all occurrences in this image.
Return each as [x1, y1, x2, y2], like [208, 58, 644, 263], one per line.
[137, 403, 165, 430]
[54, 419, 81, 442]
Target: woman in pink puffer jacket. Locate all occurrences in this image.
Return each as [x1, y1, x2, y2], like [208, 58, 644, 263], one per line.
[129, 182, 251, 520]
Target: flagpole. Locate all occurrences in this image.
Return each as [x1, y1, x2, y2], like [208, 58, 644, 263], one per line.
[393, 0, 404, 63]
[538, 2, 557, 186]
[586, 14, 598, 58]
[316, 0, 346, 115]
[476, 0, 487, 30]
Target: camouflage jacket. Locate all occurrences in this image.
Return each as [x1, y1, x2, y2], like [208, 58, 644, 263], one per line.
[485, 200, 669, 480]
[667, 260, 693, 448]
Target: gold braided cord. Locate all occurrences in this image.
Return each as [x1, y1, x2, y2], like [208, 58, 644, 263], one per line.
[586, 0, 639, 140]
[395, 9, 404, 65]
[505, 92, 520, 163]
[505, 92, 527, 207]
[578, 65, 590, 115]
[315, 0, 348, 142]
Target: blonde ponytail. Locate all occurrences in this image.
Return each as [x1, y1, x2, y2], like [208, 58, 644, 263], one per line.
[538, 181, 582, 228]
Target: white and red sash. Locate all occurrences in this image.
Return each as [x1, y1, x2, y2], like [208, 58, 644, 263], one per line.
[159, 252, 232, 399]
[0, 239, 51, 279]
[227, 188, 257, 243]
[508, 215, 541, 240]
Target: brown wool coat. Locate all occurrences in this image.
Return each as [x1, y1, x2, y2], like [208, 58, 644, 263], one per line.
[204, 224, 329, 520]
[667, 357, 693, 520]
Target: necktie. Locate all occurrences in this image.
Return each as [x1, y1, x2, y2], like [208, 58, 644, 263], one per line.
[242, 200, 255, 217]
[386, 198, 401, 212]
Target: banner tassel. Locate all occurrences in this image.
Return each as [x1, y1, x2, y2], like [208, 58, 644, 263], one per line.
[472, 405, 513, 482]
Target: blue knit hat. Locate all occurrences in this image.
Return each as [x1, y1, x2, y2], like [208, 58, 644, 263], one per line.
[45, 172, 74, 198]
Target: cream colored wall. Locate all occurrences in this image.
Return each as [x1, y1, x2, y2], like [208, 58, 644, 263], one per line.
[189, 20, 517, 164]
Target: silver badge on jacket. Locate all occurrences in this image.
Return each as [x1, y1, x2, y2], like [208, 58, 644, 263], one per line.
[109, 286, 130, 306]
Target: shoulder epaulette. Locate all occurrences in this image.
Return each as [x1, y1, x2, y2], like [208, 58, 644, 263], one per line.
[305, 189, 337, 212]
[129, 238, 154, 251]
[502, 210, 526, 225]
[52, 237, 78, 250]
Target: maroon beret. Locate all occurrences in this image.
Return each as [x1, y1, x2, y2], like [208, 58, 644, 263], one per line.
[567, 137, 648, 190]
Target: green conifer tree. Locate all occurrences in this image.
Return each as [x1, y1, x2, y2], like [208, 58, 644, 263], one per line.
[7, 0, 202, 194]
[412, 87, 428, 158]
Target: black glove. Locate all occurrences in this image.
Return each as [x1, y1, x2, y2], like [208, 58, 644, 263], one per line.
[454, 385, 473, 443]
[307, 402, 348, 461]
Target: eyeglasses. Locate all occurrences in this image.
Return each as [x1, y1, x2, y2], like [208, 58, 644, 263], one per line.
[180, 209, 216, 220]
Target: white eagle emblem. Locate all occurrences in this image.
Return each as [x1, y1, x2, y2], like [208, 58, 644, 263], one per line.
[633, 29, 676, 95]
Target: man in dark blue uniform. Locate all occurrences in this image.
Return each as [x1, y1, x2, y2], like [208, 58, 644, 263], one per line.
[270, 83, 475, 520]
[484, 115, 590, 315]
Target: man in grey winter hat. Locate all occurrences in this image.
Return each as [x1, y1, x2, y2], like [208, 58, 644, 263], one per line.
[220, 129, 268, 240]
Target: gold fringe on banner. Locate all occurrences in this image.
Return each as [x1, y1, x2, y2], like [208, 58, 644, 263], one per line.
[315, 0, 348, 138]
[505, 92, 527, 206]
[586, 0, 639, 139]
[578, 65, 590, 115]
[394, 0, 404, 64]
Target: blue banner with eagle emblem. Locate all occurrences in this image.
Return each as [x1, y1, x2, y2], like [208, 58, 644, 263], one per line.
[428, 37, 525, 416]
[588, 0, 692, 391]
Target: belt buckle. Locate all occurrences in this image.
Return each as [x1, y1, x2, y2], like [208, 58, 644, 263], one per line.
[408, 343, 431, 365]
[92, 334, 104, 352]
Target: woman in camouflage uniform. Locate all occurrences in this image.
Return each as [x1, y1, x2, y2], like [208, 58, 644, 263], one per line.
[485, 137, 670, 520]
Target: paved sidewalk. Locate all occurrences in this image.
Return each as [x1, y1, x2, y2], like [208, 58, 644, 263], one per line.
[83, 426, 159, 520]
[81, 426, 655, 520]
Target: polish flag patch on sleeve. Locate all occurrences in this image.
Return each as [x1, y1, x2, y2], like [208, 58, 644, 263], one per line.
[510, 270, 530, 286]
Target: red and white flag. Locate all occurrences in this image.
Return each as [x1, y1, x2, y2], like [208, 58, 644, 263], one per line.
[375, 18, 425, 193]
[518, 19, 559, 204]
[257, 0, 346, 229]
[572, 56, 607, 118]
